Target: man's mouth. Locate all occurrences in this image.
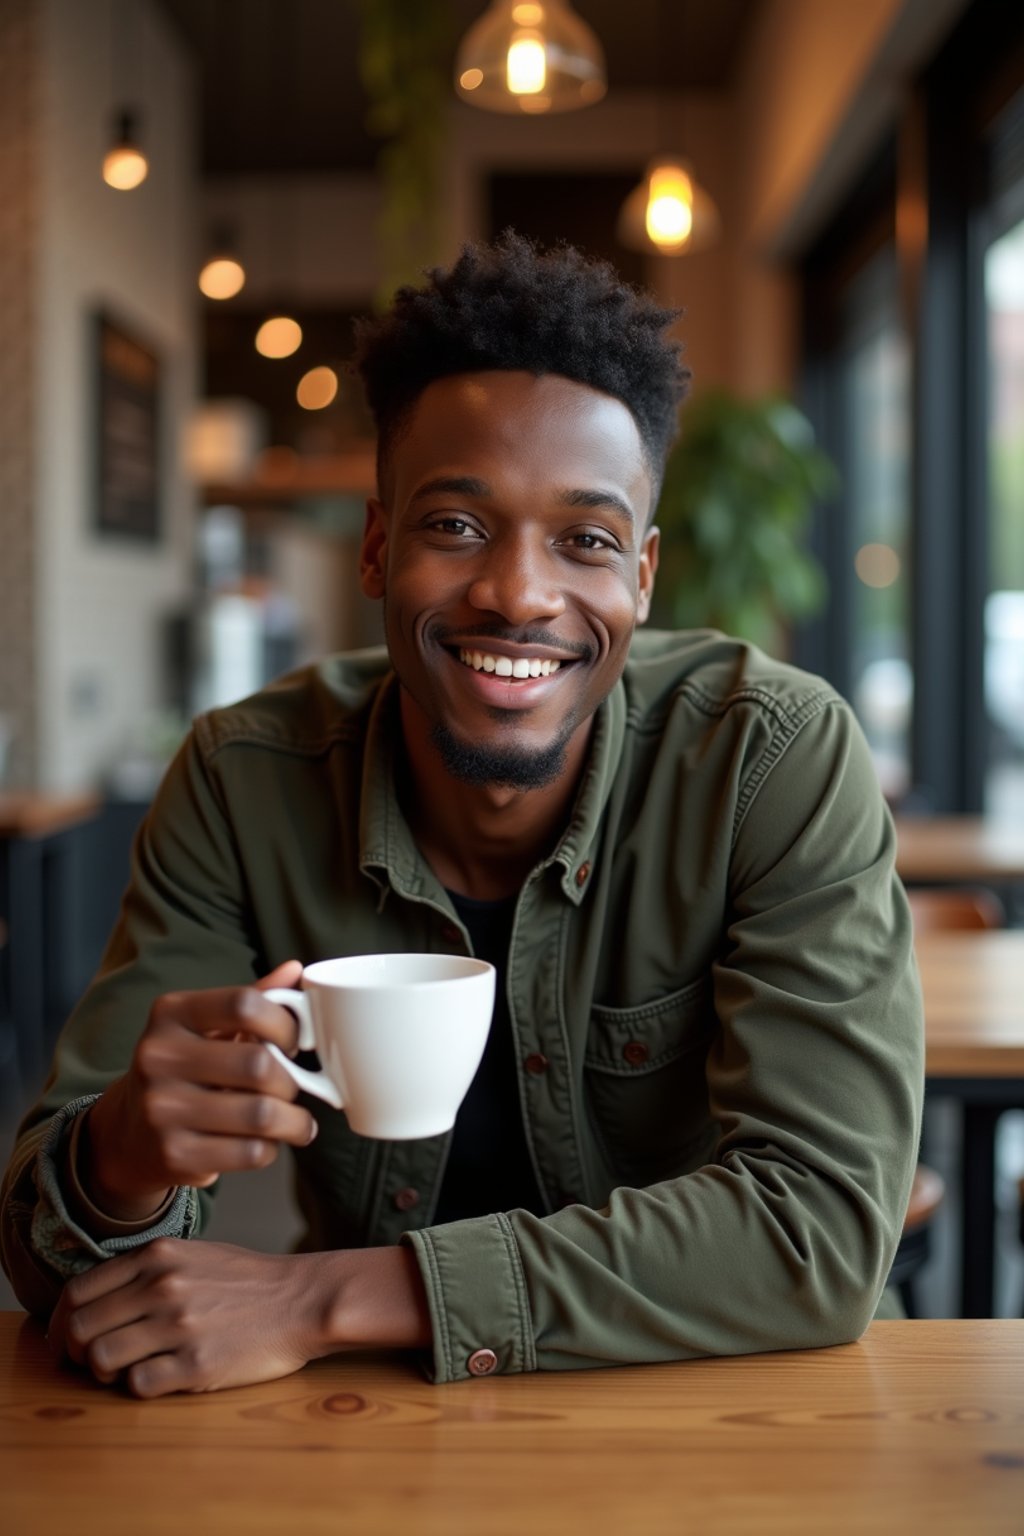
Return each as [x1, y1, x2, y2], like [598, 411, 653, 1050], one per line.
[457, 648, 564, 679]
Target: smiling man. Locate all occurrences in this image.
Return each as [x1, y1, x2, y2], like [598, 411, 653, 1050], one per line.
[1, 235, 923, 1395]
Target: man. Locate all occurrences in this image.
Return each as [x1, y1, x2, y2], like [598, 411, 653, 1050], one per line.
[1, 235, 922, 1395]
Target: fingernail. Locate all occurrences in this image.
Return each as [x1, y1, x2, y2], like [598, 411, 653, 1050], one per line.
[307, 1119, 318, 1144]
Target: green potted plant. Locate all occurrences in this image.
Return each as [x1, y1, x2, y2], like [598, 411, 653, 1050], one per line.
[650, 391, 838, 654]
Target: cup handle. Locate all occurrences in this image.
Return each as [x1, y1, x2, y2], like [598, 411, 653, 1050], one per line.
[262, 986, 344, 1111]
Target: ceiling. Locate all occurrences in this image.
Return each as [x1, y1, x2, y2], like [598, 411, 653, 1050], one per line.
[158, 0, 759, 176]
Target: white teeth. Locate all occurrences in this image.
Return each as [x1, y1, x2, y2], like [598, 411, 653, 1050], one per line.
[458, 649, 563, 677]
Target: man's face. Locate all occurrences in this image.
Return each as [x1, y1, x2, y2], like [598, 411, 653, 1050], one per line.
[360, 370, 659, 790]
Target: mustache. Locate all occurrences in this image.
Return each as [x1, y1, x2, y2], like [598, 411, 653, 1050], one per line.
[432, 623, 593, 660]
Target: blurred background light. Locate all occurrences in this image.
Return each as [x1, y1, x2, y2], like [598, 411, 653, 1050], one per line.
[102, 110, 149, 190]
[296, 366, 338, 410]
[255, 316, 303, 358]
[855, 542, 902, 588]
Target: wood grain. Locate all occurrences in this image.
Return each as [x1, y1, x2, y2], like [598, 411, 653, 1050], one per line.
[2, 1315, 1023, 1535]
[895, 816, 1024, 883]
[918, 931, 1024, 1077]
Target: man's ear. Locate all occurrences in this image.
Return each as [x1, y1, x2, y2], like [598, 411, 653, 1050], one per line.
[360, 498, 388, 600]
[636, 524, 660, 625]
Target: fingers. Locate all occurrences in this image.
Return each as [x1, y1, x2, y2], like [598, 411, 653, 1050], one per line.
[255, 959, 303, 991]
[149, 1084, 318, 1149]
[149, 985, 302, 1052]
[137, 1031, 303, 1099]
[127, 1351, 189, 1398]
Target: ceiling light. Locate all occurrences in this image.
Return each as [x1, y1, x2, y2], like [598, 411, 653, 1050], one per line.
[618, 156, 721, 256]
[102, 110, 149, 191]
[454, 1, 606, 115]
[296, 367, 338, 411]
[255, 316, 303, 358]
[199, 227, 246, 300]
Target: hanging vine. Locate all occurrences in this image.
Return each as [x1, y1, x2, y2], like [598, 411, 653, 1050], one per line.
[358, 0, 454, 308]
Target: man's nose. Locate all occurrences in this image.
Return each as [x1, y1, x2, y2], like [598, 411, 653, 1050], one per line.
[466, 540, 566, 624]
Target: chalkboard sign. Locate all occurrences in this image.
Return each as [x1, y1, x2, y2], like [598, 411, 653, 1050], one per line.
[95, 311, 161, 540]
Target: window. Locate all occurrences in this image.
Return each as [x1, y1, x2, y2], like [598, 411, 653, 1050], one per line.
[983, 102, 1024, 818]
[841, 251, 913, 798]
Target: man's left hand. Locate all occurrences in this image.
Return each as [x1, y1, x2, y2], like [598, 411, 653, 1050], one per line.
[49, 1239, 332, 1397]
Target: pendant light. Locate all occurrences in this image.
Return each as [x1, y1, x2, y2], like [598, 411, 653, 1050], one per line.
[617, 1, 720, 256]
[254, 187, 302, 359]
[617, 156, 721, 256]
[102, 109, 149, 190]
[199, 227, 247, 301]
[255, 316, 303, 359]
[455, 1, 606, 115]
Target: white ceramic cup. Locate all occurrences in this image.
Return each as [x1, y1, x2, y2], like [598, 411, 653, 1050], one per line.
[263, 953, 495, 1140]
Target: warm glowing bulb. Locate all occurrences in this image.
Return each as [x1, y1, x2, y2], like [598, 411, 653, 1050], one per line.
[255, 316, 303, 358]
[512, 3, 544, 22]
[507, 36, 546, 94]
[103, 145, 149, 190]
[296, 366, 338, 411]
[645, 165, 694, 248]
[199, 258, 246, 300]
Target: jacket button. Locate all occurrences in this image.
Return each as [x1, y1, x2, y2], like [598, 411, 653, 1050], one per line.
[393, 1187, 419, 1212]
[524, 1052, 549, 1075]
[440, 921, 461, 945]
[575, 861, 591, 888]
[467, 1348, 498, 1376]
[623, 1040, 649, 1066]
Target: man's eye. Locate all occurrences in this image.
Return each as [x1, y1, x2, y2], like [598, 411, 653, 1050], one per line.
[567, 532, 611, 551]
[431, 517, 478, 537]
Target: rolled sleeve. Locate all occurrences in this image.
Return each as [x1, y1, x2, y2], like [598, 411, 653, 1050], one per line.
[31, 1098, 198, 1279]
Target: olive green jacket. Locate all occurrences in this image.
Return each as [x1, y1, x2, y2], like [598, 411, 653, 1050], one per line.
[1, 632, 923, 1381]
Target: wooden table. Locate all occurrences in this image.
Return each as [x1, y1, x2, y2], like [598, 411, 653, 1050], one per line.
[918, 931, 1024, 1317]
[2, 1314, 1023, 1535]
[895, 815, 1024, 884]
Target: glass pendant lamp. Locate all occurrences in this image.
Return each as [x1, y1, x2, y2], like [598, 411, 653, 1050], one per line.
[455, 1, 606, 115]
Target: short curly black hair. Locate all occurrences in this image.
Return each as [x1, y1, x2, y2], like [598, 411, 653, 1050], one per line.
[353, 232, 690, 500]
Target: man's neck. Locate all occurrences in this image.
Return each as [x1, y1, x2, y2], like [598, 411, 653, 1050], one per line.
[397, 692, 591, 902]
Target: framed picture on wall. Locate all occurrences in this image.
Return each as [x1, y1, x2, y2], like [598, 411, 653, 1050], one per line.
[94, 310, 161, 540]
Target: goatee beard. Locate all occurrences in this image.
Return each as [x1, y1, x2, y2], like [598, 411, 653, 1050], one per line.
[430, 721, 571, 791]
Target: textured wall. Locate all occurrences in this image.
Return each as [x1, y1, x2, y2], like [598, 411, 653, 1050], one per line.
[34, 0, 197, 791]
[0, 0, 38, 786]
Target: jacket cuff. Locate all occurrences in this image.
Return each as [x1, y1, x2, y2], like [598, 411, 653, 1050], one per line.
[30, 1097, 199, 1277]
[403, 1212, 536, 1383]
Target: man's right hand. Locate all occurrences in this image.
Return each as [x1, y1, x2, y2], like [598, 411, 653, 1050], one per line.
[79, 960, 318, 1222]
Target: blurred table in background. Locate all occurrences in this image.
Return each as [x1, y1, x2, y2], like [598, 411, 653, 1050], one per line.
[895, 815, 1024, 884]
[919, 930, 1024, 1316]
[0, 792, 101, 1103]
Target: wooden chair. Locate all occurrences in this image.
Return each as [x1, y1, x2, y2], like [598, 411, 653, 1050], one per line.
[890, 885, 1006, 1314]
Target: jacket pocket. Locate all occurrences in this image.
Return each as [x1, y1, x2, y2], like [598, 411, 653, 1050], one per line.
[584, 975, 717, 1185]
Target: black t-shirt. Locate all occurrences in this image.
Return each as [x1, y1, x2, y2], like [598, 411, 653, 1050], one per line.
[432, 890, 547, 1224]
